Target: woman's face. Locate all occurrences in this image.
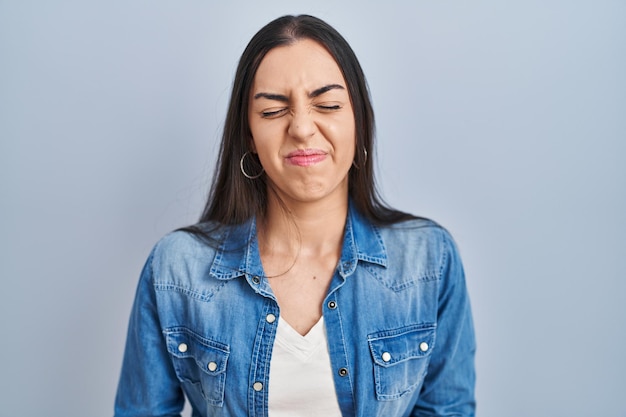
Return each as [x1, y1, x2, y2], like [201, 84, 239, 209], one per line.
[248, 38, 356, 207]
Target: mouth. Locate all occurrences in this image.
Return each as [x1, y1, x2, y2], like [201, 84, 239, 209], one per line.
[285, 149, 328, 167]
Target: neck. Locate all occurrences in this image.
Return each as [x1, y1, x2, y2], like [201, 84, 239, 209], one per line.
[258, 192, 349, 258]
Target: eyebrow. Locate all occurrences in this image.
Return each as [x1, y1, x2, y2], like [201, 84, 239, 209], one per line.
[309, 84, 345, 98]
[253, 92, 289, 102]
[253, 84, 345, 101]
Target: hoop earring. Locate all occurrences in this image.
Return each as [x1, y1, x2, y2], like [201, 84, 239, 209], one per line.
[240, 151, 264, 179]
[352, 148, 368, 169]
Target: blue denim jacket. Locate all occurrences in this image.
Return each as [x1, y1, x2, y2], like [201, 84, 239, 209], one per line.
[114, 205, 476, 416]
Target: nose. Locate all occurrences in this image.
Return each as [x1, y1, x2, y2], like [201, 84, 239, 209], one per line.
[287, 108, 316, 141]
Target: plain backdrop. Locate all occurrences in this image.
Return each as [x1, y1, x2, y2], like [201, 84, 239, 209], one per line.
[1, 1, 625, 416]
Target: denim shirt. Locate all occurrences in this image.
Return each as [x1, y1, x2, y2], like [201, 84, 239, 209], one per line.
[114, 205, 476, 417]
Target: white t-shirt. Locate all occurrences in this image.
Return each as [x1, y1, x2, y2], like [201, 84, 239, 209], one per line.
[267, 317, 343, 416]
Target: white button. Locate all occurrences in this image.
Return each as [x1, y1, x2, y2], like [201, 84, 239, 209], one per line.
[207, 362, 218, 372]
[253, 382, 263, 391]
[382, 352, 391, 362]
[266, 314, 276, 323]
[178, 343, 188, 353]
[419, 342, 429, 352]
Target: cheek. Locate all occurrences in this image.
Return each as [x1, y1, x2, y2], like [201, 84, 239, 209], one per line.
[337, 117, 357, 155]
[249, 122, 278, 155]
[323, 112, 356, 139]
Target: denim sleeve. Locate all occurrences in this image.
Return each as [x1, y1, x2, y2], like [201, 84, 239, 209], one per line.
[114, 249, 185, 417]
[412, 230, 476, 416]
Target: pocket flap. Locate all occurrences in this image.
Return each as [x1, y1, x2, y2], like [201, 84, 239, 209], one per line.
[165, 327, 230, 375]
[368, 324, 435, 367]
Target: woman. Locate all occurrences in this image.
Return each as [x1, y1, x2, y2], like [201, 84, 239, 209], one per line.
[114, 15, 475, 417]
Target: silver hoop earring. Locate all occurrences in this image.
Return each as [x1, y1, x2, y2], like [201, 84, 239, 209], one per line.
[240, 151, 264, 179]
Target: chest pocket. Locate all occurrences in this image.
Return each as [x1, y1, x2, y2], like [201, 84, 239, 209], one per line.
[165, 327, 230, 407]
[368, 324, 436, 401]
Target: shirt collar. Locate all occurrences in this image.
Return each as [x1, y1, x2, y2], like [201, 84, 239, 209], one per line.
[209, 201, 388, 281]
[209, 219, 264, 281]
[338, 202, 387, 277]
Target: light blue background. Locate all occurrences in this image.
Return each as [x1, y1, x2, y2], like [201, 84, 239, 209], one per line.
[1, 1, 625, 416]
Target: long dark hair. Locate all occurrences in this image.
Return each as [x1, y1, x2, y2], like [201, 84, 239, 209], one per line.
[189, 15, 414, 234]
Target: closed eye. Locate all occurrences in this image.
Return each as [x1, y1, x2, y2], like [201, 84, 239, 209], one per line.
[316, 104, 342, 111]
[260, 108, 288, 118]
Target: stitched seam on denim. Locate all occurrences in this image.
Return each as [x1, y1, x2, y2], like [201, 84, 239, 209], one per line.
[247, 300, 277, 415]
[154, 282, 227, 302]
[334, 293, 355, 402]
[363, 264, 438, 292]
[358, 254, 385, 264]
[368, 323, 436, 340]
